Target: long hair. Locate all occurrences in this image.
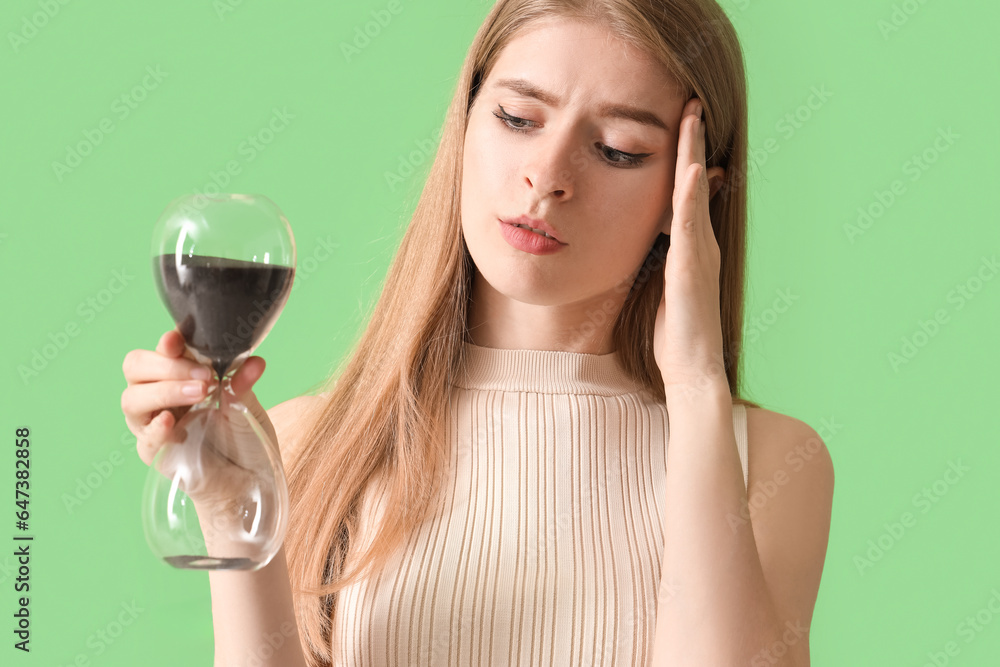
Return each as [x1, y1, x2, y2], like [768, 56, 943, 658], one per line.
[285, 1, 758, 663]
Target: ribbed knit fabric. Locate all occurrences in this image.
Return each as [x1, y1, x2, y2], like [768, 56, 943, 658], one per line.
[331, 342, 750, 666]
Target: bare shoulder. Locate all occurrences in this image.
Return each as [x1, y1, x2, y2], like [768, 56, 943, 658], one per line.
[267, 392, 331, 465]
[743, 406, 834, 486]
[742, 406, 835, 655]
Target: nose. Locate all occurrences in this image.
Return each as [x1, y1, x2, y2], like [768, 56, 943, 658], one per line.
[521, 128, 578, 201]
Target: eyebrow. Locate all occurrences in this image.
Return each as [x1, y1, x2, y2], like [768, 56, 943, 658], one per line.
[491, 77, 670, 133]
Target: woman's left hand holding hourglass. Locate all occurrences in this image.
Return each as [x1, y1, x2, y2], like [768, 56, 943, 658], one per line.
[122, 327, 279, 551]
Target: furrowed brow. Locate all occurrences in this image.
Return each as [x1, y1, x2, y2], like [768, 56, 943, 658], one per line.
[492, 77, 670, 132]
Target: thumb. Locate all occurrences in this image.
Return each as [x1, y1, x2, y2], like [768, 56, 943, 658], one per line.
[231, 356, 265, 398]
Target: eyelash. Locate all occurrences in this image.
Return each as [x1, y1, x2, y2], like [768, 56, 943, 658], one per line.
[492, 105, 651, 168]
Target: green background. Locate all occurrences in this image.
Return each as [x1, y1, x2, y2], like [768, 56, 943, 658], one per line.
[1, 0, 996, 664]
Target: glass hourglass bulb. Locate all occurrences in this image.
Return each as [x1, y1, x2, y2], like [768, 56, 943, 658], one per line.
[142, 193, 295, 571]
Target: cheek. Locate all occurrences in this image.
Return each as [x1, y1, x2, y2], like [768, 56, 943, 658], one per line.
[462, 126, 503, 213]
[460, 128, 503, 263]
[461, 132, 485, 219]
[594, 169, 671, 227]
[584, 175, 671, 269]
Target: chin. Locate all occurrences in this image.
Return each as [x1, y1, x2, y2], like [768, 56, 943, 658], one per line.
[473, 262, 574, 307]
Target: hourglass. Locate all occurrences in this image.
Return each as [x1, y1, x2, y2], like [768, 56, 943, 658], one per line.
[142, 193, 295, 571]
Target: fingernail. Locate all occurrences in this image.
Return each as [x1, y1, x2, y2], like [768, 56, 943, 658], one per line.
[182, 382, 204, 397]
[693, 101, 703, 121]
[190, 366, 212, 381]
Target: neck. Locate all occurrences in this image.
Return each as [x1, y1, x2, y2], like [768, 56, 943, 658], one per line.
[466, 269, 624, 355]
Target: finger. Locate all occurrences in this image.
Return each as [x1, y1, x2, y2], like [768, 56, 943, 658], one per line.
[231, 356, 266, 399]
[694, 112, 714, 250]
[671, 100, 706, 244]
[136, 411, 173, 466]
[122, 379, 210, 427]
[122, 348, 213, 384]
[694, 102, 707, 171]
[155, 328, 187, 358]
[673, 97, 703, 209]
[670, 162, 704, 243]
[136, 409, 191, 467]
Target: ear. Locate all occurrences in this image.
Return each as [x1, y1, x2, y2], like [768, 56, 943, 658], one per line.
[659, 165, 729, 236]
[707, 166, 726, 200]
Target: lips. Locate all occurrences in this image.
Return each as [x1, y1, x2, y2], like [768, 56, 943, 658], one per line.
[498, 219, 566, 255]
[500, 215, 565, 245]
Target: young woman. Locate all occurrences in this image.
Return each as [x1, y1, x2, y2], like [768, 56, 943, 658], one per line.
[121, 1, 834, 665]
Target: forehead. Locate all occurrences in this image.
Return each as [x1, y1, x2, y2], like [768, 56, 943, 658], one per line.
[486, 18, 685, 105]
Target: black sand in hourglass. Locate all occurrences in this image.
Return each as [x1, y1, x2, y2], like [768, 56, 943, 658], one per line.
[153, 254, 294, 379]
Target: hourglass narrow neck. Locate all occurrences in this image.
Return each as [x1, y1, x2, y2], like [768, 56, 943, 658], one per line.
[204, 362, 241, 407]
[213, 359, 236, 381]
[208, 350, 255, 385]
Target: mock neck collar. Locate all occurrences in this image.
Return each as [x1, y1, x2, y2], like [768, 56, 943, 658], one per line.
[451, 341, 641, 396]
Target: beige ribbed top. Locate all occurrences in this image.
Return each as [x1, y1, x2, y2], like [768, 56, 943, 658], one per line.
[331, 342, 749, 666]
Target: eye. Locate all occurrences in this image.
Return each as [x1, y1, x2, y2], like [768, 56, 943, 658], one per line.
[491, 105, 651, 168]
[492, 105, 536, 132]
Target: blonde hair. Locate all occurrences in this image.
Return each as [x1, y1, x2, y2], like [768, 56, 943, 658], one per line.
[285, 1, 758, 663]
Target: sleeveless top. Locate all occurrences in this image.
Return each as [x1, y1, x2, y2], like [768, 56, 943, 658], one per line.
[330, 342, 750, 666]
